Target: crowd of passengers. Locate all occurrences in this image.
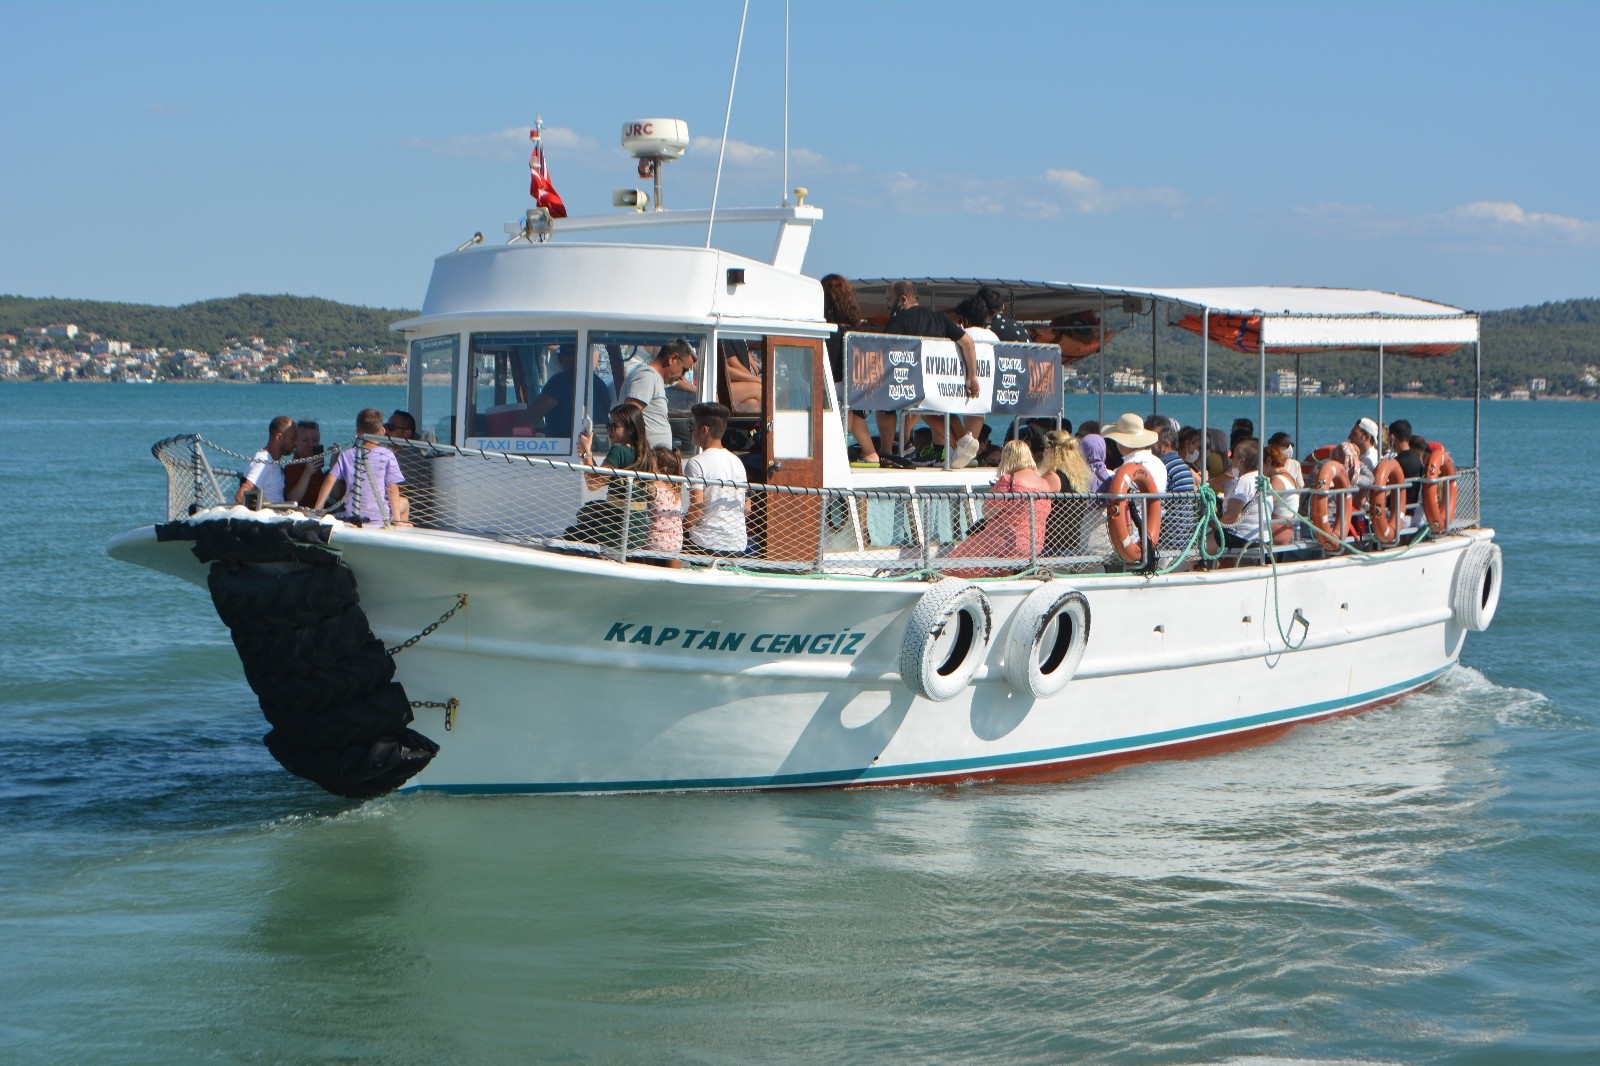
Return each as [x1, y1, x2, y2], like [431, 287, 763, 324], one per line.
[228, 270, 1447, 568]
[230, 402, 751, 567]
[940, 411, 1447, 570]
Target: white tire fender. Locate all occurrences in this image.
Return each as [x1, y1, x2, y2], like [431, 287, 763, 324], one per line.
[1452, 540, 1502, 632]
[1003, 585, 1091, 699]
[899, 580, 992, 702]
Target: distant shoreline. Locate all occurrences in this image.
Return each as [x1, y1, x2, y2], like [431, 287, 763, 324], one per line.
[10, 378, 1594, 401]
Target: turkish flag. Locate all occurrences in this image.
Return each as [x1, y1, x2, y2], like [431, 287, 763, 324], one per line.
[528, 127, 567, 218]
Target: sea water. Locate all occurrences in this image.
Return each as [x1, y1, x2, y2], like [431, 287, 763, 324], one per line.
[1, 382, 1595, 1064]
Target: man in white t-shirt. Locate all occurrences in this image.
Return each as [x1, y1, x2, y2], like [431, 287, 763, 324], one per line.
[235, 415, 297, 505]
[623, 338, 698, 450]
[1349, 417, 1380, 486]
[683, 402, 749, 555]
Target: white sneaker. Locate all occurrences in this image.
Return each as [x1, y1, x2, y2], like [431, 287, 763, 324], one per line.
[952, 434, 980, 468]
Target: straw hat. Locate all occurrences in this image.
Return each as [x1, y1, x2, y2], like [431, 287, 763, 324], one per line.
[1102, 412, 1158, 450]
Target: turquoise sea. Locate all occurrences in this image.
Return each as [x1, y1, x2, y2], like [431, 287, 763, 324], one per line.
[2, 382, 1595, 1064]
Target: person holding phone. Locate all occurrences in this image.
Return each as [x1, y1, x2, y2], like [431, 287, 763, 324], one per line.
[283, 418, 326, 505]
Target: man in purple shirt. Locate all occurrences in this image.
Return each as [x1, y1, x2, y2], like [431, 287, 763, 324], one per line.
[313, 408, 408, 525]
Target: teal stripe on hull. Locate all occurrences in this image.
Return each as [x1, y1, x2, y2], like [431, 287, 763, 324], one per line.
[405, 664, 1454, 796]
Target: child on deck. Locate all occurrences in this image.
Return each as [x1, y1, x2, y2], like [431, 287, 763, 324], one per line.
[312, 408, 409, 526]
[646, 445, 685, 567]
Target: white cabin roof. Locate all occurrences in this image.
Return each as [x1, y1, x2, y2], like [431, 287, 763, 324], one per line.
[392, 205, 827, 337]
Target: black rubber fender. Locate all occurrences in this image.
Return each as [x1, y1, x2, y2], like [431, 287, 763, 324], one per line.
[208, 564, 359, 630]
[185, 516, 437, 798]
[264, 726, 439, 800]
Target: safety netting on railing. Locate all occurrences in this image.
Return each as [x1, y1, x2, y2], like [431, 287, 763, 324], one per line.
[151, 434, 1483, 580]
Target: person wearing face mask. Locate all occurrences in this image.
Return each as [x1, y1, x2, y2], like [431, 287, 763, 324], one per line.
[1177, 427, 1205, 479]
[1149, 416, 1195, 494]
[1267, 431, 1304, 491]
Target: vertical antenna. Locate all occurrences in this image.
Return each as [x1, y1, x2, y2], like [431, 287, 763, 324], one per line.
[783, 0, 790, 204]
[707, 0, 750, 249]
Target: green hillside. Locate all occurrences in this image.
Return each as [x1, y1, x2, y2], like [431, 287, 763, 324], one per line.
[3, 292, 1596, 397]
[0, 294, 416, 353]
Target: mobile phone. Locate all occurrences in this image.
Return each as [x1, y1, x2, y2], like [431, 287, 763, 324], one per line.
[243, 489, 261, 510]
[582, 415, 593, 435]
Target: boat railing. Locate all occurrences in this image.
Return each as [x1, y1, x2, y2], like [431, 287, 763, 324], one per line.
[1274, 466, 1479, 555]
[151, 435, 1482, 579]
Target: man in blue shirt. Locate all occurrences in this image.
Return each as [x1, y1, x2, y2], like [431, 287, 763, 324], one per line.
[520, 346, 613, 438]
[1148, 415, 1197, 556]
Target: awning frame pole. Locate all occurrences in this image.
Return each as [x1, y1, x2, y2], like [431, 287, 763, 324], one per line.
[1473, 337, 1482, 467]
[1377, 344, 1386, 450]
[1150, 301, 1159, 415]
[1294, 352, 1303, 463]
[1097, 294, 1107, 424]
[1257, 338, 1268, 549]
[1200, 309, 1211, 479]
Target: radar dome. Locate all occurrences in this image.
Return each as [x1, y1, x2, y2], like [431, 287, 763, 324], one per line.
[621, 119, 689, 160]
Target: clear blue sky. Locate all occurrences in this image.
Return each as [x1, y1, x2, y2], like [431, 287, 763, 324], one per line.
[3, 0, 1595, 313]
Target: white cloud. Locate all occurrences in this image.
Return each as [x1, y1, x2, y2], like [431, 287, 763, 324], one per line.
[1295, 199, 1600, 250]
[862, 168, 1187, 219]
[1043, 169, 1187, 214]
[690, 135, 777, 165]
[405, 126, 597, 161]
[1446, 200, 1600, 246]
[687, 137, 847, 177]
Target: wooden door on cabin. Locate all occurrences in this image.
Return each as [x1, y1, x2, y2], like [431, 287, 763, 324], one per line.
[761, 335, 826, 561]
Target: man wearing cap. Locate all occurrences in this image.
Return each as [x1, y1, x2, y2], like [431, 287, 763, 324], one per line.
[1349, 417, 1381, 487]
[1104, 412, 1168, 493]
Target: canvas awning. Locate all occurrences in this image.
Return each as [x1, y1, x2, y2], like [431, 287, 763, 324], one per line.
[848, 278, 1479, 352]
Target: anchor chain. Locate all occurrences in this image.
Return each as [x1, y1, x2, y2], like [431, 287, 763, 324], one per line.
[409, 696, 459, 731]
[387, 593, 468, 656]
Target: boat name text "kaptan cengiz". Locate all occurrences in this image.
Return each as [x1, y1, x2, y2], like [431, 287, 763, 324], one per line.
[602, 622, 867, 656]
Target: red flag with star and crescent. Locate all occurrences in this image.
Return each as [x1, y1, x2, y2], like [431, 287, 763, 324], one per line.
[528, 126, 568, 218]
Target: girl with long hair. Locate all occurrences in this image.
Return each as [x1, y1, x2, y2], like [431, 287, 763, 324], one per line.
[821, 273, 881, 466]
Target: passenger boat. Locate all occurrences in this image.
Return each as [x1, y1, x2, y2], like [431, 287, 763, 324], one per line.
[108, 120, 1501, 798]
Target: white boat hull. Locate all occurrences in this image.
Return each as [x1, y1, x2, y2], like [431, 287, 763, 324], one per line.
[110, 523, 1490, 795]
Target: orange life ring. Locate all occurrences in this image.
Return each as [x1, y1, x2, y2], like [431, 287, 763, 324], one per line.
[1301, 444, 1339, 485]
[1308, 459, 1351, 552]
[1368, 458, 1408, 546]
[1422, 449, 1458, 532]
[1106, 463, 1163, 564]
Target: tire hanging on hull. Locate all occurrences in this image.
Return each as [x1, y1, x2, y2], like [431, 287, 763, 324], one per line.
[157, 517, 438, 798]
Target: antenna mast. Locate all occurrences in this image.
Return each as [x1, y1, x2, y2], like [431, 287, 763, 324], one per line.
[706, 0, 750, 249]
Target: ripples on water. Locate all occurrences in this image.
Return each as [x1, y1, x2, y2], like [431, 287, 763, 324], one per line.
[2, 386, 1598, 1063]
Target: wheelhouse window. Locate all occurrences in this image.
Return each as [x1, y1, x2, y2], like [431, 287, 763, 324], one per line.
[408, 333, 459, 444]
[465, 331, 583, 444]
[770, 341, 815, 458]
